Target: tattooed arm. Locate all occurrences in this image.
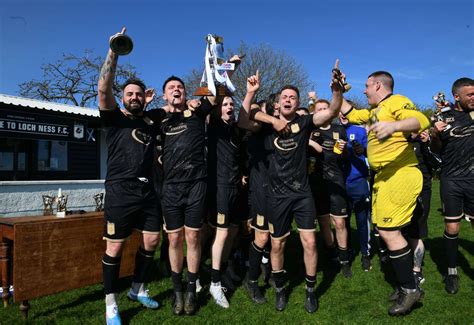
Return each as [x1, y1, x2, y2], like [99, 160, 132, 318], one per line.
[98, 29, 123, 111]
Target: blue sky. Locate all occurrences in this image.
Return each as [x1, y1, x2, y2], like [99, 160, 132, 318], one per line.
[0, 0, 473, 107]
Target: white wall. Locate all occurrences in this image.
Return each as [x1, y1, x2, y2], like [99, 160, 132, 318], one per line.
[0, 180, 105, 217]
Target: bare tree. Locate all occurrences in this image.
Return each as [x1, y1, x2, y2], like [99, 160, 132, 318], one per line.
[19, 50, 140, 107]
[184, 42, 312, 105]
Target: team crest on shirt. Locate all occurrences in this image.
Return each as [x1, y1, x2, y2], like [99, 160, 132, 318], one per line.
[312, 131, 320, 137]
[183, 109, 192, 118]
[131, 129, 152, 145]
[291, 123, 300, 134]
[403, 103, 416, 110]
[332, 132, 340, 140]
[383, 218, 392, 223]
[274, 137, 298, 151]
[349, 134, 355, 141]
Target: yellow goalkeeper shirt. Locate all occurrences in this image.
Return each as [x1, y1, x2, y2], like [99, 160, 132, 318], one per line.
[345, 94, 430, 171]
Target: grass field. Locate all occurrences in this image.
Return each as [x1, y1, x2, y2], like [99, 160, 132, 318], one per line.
[1, 180, 473, 324]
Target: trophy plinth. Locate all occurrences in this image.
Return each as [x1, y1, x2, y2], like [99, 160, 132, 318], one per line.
[193, 85, 233, 97]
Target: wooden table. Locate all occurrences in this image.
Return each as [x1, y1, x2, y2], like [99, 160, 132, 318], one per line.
[0, 212, 140, 318]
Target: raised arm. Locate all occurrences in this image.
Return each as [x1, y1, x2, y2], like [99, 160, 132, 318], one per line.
[98, 28, 125, 111]
[238, 71, 261, 131]
[312, 60, 343, 126]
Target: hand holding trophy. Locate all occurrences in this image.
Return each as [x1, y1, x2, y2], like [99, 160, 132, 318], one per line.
[194, 34, 236, 96]
[332, 59, 351, 93]
[109, 27, 133, 55]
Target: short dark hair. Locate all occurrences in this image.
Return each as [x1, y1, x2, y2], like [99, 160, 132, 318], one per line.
[296, 107, 309, 114]
[452, 77, 474, 95]
[122, 78, 146, 93]
[368, 71, 394, 91]
[162, 75, 185, 92]
[280, 85, 300, 99]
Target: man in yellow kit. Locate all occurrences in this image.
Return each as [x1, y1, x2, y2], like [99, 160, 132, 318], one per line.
[340, 71, 430, 316]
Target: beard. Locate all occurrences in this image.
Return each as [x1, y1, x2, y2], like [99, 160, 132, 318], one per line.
[124, 100, 144, 115]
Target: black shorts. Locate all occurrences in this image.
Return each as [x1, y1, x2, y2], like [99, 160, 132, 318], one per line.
[250, 188, 269, 232]
[162, 180, 207, 232]
[312, 178, 348, 217]
[267, 194, 316, 239]
[208, 185, 240, 229]
[440, 178, 474, 221]
[104, 179, 162, 241]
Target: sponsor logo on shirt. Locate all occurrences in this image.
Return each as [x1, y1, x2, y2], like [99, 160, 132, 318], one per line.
[449, 125, 474, 138]
[131, 128, 152, 145]
[274, 137, 298, 151]
[164, 123, 188, 135]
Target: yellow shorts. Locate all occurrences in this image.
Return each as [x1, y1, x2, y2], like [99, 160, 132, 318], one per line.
[372, 165, 422, 229]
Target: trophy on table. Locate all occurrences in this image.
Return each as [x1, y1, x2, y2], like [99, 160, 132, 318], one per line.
[94, 193, 104, 212]
[194, 34, 236, 96]
[42, 195, 55, 216]
[109, 27, 133, 55]
[56, 188, 68, 218]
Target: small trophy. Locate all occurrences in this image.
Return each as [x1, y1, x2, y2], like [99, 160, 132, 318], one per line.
[42, 195, 55, 216]
[109, 27, 133, 56]
[432, 92, 452, 131]
[194, 34, 236, 96]
[332, 59, 351, 93]
[308, 91, 317, 112]
[94, 193, 104, 212]
[56, 188, 68, 218]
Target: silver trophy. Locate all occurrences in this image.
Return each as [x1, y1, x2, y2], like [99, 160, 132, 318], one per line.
[42, 195, 55, 216]
[109, 27, 133, 56]
[94, 193, 104, 212]
[432, 92, 452, 130]
[194, 34, 236, 96]
[56, 188, 68, 218]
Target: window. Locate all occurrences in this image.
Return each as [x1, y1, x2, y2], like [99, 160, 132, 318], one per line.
[37, 140, 68, 171]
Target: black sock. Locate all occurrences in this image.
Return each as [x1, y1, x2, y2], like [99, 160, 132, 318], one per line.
[305, 274, 316, 289]
[389, 246, 416, 290]
[211, 268, 221, 283]
[133, 247, 155, 283]
[103, 254, 122, 294]
[272, 270, 286, 289]
[338, 246, 349, 264]
[171, 271, 183, 292]
[248, 242, 264, 281]
[444, 230, 459, 269]
[187, 271, 198, 292]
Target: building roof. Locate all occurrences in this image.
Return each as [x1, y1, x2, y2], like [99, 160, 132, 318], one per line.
[0, 93, 100, 117]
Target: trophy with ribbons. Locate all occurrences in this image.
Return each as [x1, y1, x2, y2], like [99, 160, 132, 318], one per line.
[194, 34, 236, 96]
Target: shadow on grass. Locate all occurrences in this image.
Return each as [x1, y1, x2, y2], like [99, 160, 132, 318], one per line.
[425, 237, 474, 281]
